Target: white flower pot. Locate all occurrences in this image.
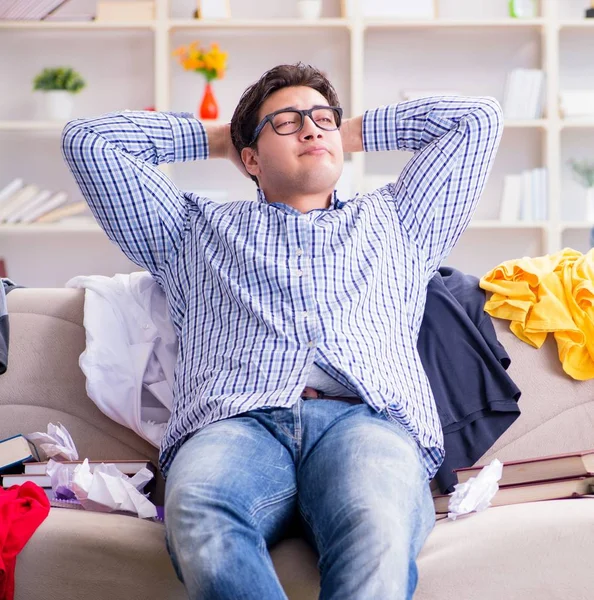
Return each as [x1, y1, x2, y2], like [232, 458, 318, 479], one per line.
[41, 90, 75, 121]
[297, 0, 322, 19]
[587, 187, 594, 222]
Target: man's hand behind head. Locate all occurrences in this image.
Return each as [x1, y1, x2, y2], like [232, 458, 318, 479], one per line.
[204, 122, 251, 179]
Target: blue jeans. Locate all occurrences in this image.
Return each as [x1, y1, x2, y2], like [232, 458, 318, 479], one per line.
[165, 398, 436, 600]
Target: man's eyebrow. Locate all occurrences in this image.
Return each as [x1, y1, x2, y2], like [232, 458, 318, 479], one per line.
[275, 104, 331, 112]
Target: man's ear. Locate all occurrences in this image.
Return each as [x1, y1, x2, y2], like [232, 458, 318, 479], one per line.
[241, 146, 261, 179]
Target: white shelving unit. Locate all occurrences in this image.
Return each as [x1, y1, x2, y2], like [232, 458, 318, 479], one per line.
[1, 0, 594, 284]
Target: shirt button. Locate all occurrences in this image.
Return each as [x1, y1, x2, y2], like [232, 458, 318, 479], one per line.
[296, 248, 304, 256]
[295, 269, 303, 277]
[302, 311, 309, 319]
[307, 341, 315, 348]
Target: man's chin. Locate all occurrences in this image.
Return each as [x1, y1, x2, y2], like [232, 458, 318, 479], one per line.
[298, 170, 341, 193]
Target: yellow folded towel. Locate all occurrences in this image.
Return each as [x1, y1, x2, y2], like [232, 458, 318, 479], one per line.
[480, 248, 594, 380]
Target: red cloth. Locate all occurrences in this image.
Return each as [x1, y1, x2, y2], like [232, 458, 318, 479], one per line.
[0, 482, 50, 600]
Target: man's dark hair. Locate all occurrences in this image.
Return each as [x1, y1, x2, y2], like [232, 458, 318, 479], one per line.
[230, 63, 341, 184]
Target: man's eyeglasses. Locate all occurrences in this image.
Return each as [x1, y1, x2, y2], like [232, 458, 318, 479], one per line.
[249, 105, 343, 145]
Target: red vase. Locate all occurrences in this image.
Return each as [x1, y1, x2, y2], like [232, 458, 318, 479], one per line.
[199, 82, 219, 120]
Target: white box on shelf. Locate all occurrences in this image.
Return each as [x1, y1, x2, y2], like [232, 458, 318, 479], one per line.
[560, 90, 594, 118]
[196, 0, 231, 19]
[341, 0, 436, 19]
[95, 1, 155, 22]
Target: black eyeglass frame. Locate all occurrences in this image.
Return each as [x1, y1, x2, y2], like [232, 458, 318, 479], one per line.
[248, 105, 343, 146]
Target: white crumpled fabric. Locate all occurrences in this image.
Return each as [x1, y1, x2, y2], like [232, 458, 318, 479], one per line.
[69, 459, 157, 519]
[26, 422, 79, 461]
[446, 458, 503, 520]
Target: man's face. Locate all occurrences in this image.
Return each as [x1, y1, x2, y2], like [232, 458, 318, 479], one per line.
[242, 86, 344, 197]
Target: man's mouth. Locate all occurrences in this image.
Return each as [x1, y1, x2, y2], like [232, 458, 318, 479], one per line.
[300, 146, 328, 156]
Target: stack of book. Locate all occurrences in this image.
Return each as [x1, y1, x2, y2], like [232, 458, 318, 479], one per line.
[500, 167, 547, 223]
[0, 178, 88, 224]
[0, 0, 73, 20]
[503, 68, 545, 120]
[434, 449, 594, 515]
[0, 433, 40, 474]
[1, 459, 157, 499]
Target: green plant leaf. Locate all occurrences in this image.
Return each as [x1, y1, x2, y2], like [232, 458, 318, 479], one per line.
[32, 66, 86, 94]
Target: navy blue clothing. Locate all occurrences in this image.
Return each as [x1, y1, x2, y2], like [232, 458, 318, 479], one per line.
[418, 267, 521, 494]
[0, 279, 23, 375]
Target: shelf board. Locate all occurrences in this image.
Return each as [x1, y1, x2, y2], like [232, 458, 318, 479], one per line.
[505, 119, 548, 128]
[559, 20, 594, 29]
[560, 119, 594, 129]
[0, 222, 101, 233]
[0, 120, 66, 131]
[469, 220, 547, 229]
[168, 18, 351, 30]
[0, 20, 155, 29]
[561, 222, 593, 230]
[364, 18, 545, 29]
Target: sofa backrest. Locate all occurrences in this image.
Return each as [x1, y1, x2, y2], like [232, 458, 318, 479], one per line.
[479, 318, 594, 465]
[2, 288, 594, 488]
[1, 288, 163, 500]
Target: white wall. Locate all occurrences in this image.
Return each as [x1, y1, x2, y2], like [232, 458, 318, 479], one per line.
[1, 0, 593, 285]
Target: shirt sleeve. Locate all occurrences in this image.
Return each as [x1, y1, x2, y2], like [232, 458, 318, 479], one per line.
[61, 110, 209, 280]
[363, 96, 504, 277]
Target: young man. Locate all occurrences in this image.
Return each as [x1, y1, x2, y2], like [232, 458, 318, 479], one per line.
[62, 63, 503, 599]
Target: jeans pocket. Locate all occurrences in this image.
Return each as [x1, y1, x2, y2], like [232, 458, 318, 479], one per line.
[380, 411, 425, 467]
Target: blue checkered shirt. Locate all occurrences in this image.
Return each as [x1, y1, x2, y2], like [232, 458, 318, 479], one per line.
[61, 96, 503, 479]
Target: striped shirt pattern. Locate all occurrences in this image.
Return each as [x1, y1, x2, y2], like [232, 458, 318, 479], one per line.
[61, 95, 503, 479]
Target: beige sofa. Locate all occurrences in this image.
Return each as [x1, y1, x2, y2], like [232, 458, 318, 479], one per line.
[2, 287, 594, 600]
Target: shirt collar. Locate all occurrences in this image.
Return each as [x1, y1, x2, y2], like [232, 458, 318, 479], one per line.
[257, 189, 343, 213]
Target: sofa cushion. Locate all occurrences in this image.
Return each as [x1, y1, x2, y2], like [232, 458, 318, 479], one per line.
[15, 508, 321, 600]
[416, 498, 594, 599]
[17, 498, 593, 600]
[15, 509, 186, 600]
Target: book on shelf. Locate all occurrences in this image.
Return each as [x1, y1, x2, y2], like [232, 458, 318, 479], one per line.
[503, 68, 545, 120]
[0, 184, 40, 222]
[456, 449, 594, 487]
[0, 0, 71, 20]
[23, 459, 156, 476]
[0, 178, 23, 209]
[4, 189, 53, 223]
[35, 200, 88, 223]
[44, 0, 95, 21]
[434, 475, 594, 514]
[19, 191, 69, 223]
[0, 434, 40, 474]
[499, 168, 547, 223]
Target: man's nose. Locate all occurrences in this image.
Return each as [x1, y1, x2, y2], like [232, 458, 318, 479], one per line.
[300, 115, 322, 140]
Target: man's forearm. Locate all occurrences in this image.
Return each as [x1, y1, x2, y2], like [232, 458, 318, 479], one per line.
[203, 122, 231, 159]
[341, 116, 363, 153]
[63, 110, 210, 167]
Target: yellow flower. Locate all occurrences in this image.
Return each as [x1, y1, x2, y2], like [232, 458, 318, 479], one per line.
[173, 40, 227, 79]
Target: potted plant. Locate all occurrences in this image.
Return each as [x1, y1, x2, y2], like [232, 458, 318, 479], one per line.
[568, 159, 594, 222]
[172, 41, 228, 120]
[33, 66, 86, 121]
